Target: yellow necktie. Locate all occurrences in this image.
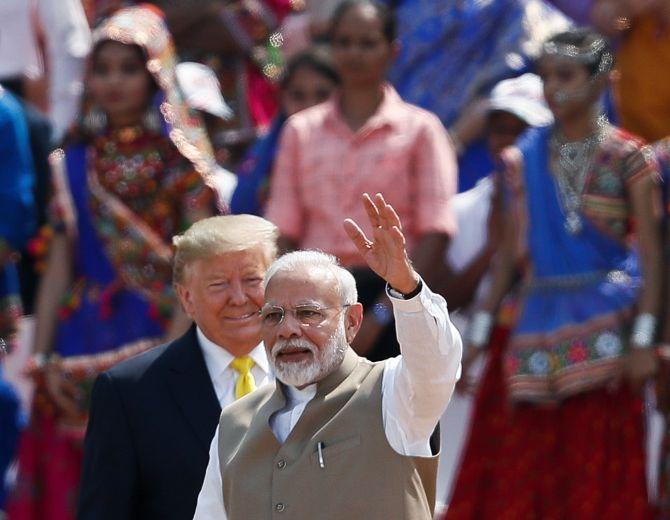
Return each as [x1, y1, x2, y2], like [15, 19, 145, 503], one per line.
[230, 356, 257, 399]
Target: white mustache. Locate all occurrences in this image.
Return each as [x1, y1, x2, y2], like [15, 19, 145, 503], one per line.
[271, 338, 316, 358]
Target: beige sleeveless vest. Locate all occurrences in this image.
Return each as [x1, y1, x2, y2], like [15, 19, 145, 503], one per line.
[217, 348, 439, 519]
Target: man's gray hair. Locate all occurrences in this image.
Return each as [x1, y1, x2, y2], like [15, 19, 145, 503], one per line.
[264, 250, 358, 305]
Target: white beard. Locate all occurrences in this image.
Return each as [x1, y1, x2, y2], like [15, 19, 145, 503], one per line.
[269, 320, 348, 388]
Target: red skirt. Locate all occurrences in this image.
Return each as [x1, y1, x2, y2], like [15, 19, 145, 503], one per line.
[446, 328, 651, 520]
[6, 409, 82, 520]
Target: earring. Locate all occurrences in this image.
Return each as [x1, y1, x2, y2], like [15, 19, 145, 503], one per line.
[83, 105, 107, 135]
[142, 106, 163, 133]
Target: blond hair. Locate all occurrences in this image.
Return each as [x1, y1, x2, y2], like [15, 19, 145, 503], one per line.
[172, 215, 279, 283]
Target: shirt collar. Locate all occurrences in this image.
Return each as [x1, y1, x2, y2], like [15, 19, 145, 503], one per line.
[284, 383, 317, 405]
[324, 83, 404, 133]
[196, 326, 269, 377]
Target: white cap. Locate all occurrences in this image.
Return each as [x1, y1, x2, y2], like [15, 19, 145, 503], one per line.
[488, 73, 553, 127]
[176, 62, 233, 120]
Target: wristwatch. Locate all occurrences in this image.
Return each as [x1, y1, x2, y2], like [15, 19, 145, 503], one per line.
[387, 280, 423, 300]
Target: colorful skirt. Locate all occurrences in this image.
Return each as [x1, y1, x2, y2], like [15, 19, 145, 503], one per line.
[7, 280, 164, 519]
[445, 328, 651, 520]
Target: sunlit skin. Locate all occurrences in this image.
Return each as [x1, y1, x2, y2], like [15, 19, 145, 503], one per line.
[176, 248, 269, 357]
[281, 67, 338, 116]
[330, 4, 397, 89]
[262, 268, 362, 368]
[88, 40, 155, 128]
[487, 111, 528, 158]
[536, 55, 599, 129]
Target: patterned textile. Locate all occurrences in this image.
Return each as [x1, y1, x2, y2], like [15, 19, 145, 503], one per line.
[7, 7, 215, 520]
[91, 5, 221, 196]
[384, 0, 570, 126]
[445, 328, 652, 520]
[503, 126, 657, 403]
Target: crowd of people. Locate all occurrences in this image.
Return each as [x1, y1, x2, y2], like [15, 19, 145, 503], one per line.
[0, 0, 669, 519]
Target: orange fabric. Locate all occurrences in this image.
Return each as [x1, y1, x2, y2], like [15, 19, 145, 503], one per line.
[266, 85, 458, 267]
[617, 15, 670, 142]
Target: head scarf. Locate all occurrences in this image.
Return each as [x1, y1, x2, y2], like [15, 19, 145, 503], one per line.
[91, 4, 219, 190]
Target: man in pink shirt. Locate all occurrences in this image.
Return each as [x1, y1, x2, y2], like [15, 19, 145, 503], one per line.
[265, 0, 457, 360]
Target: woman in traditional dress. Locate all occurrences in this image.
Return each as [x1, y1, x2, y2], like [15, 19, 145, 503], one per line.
[446, 28, 662, 519]
[7, 6, 217, 518]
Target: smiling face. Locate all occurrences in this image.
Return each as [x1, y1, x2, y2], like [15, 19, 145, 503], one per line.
[262, 267, 363, 388]
[176, 248, 268, 356]
[88, 40, 155, 127]
[330, 3, 397, 89]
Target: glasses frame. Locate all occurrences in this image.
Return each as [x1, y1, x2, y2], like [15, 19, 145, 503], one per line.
[260, 303, 352, 329]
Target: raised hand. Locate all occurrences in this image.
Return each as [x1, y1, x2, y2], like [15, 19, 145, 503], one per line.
[343, 193, 419, 295]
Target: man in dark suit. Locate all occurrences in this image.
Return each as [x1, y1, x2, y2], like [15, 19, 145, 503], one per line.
[78, 215, 278, 519]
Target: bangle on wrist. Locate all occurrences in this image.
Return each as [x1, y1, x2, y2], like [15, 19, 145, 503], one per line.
[630, 313, 656, 349]
[468, 311, 494, 349]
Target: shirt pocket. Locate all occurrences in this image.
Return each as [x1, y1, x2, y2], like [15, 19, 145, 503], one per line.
[309, 434, 361, 475]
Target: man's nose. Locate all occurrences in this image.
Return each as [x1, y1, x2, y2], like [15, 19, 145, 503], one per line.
[227, 279, 247, 305]
[276, 310, 302, 339]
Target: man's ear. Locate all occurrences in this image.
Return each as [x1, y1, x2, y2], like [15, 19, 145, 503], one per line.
[344, 303, 364, 344]
[175, 283, 193, 318]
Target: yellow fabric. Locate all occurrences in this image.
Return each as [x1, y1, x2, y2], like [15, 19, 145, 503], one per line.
[230, 356, 257, 399]
[617, 16, 670, 142]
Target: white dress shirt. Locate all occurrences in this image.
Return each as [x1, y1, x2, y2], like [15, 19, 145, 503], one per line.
[193, 281, 463, 519]
[196, 327, 272, 409]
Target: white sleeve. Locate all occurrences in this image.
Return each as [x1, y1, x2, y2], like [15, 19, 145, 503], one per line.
[193, 427, 228, 520]
[35, 0, 91, 141]
[381, 280, 463, 457]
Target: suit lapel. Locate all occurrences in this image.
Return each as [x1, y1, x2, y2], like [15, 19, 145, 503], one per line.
[165, 326, 221, 452]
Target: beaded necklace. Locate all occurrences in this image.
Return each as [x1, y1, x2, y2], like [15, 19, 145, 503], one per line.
[549, 115, 609, 234]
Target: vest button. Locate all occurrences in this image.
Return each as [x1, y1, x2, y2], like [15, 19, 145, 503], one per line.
[275, 502, 286, 512]
[277, 459, 286, 469]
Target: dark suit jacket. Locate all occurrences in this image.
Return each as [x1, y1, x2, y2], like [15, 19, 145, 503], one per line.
[78, 326, 221, 520]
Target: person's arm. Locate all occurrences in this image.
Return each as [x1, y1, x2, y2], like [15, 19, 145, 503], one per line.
[265, 121, 304, 248]
[352, 113, 458, 356]
[626, 162, 663, 388]
[32, 233, 72, 358]
[78, 373, 140, 519]
[434, 178, 503, 310]
[381, 280, 462, 455]
[352, 232, 449, 356]
[343, 193, 463, 454]
[193, 428, 228, 519]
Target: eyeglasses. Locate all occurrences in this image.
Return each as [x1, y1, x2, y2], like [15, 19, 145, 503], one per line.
[260, 304, 351, 328]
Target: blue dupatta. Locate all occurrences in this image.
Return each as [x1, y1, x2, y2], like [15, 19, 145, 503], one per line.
[504, 128, 640, 402]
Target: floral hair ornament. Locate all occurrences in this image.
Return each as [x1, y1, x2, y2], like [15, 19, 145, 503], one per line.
[541, 36, 614, 76]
